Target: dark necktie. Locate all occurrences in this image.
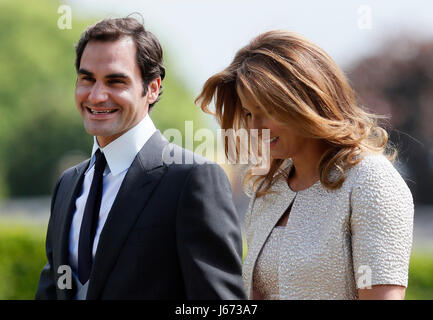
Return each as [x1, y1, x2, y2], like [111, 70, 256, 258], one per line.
[78, 149, 107, 284]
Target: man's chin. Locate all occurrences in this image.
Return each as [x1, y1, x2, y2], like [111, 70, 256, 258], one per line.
[83, 124, 119, 139]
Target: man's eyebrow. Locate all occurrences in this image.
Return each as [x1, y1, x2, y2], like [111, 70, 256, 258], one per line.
[77, 69, 130, 80]
[78, 68, 93, 76]
[106, 73, 130, 79]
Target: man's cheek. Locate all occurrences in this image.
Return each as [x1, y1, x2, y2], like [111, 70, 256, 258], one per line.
[75, 87, 87, 103]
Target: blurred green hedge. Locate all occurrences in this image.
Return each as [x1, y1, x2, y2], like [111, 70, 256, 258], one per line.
[406, 251, 433, 300]
[0, 220, 431, 300]
[0, 220, 46, 299]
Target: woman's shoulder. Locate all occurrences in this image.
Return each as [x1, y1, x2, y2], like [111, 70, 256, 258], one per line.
[346, 153, 413, 204]
[347, 153, 405, 185]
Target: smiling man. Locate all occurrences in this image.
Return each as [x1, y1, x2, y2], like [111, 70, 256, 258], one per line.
[35, 17, 246, 300]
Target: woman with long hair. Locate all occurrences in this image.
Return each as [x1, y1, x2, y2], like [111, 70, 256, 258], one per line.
[196, 30, 414, 300]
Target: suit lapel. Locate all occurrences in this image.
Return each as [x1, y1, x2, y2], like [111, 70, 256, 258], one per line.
[54, 160, 89, 300]
[86, 130, 169, 299]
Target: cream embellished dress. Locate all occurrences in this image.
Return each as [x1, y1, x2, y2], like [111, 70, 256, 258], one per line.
[242, 154, 414, 300]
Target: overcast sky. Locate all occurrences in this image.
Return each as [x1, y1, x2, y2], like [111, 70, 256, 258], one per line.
[67, 0, 433, 96]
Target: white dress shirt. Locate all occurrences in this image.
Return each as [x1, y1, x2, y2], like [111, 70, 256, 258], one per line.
[68, 114, 156, 276]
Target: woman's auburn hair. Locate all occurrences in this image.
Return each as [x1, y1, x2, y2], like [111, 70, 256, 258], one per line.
[195, 30, 395, 198]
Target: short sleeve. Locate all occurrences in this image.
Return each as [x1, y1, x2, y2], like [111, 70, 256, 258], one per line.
[350, 156, 414, 289]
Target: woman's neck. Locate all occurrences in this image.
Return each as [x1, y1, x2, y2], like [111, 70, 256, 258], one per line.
[288, 140, 329, 192]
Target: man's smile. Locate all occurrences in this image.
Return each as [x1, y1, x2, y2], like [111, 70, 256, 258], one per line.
[87, 107, 118, 114]
[84, 105, 120, 119]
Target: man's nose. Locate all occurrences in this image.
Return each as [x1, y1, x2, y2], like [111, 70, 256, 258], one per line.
[88, 81, 108, 104]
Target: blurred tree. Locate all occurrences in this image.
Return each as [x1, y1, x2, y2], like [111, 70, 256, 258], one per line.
[0, 0, 206, 197]
[347, 36, 433, 204]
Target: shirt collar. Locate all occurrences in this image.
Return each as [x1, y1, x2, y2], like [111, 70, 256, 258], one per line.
[87, 114, 157, 176]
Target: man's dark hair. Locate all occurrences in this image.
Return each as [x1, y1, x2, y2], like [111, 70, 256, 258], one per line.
[75, 17, 165, 109]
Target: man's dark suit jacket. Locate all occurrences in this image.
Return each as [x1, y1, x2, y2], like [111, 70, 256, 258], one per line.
[35, 130, 246, 299]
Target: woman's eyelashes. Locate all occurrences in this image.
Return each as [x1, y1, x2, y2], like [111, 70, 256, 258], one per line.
[241, 107, 252, 117]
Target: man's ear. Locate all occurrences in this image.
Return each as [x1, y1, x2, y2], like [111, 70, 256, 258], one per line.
[147, 77, 161, 104]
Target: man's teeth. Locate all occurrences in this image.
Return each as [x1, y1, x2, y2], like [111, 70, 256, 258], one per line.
[89, 108, 116, 114]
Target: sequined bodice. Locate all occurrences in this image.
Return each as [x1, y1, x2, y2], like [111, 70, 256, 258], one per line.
[252, 227, 285, 300]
